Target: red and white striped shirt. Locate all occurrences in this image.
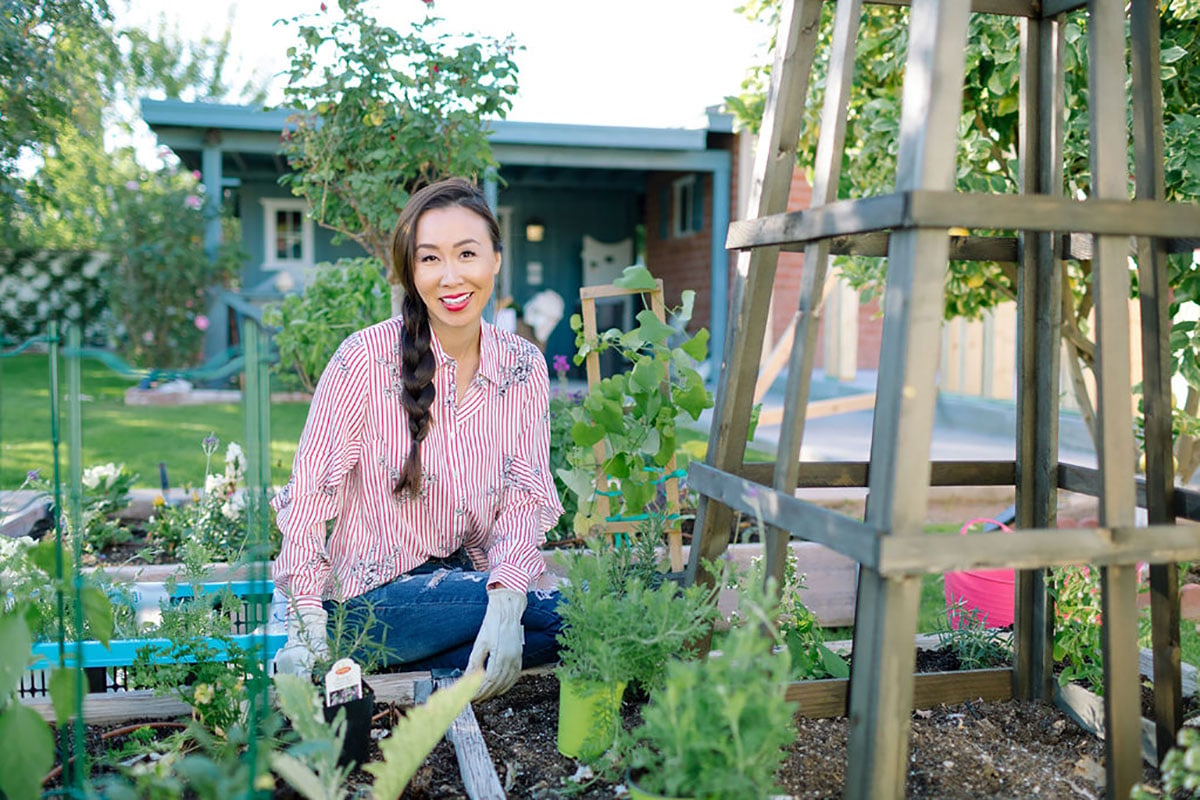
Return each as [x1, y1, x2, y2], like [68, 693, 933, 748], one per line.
[270, 318, 564, 611]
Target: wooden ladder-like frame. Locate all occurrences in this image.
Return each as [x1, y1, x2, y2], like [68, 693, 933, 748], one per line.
[684, 2, 1200, 798]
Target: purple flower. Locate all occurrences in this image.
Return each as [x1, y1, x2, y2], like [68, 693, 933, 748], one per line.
[26, 469, 40, 481]
[552, 354, 570, 377]
[194, 314, 210, 331]
[184, 195, 203, 210]
[125, 180, 140, 191]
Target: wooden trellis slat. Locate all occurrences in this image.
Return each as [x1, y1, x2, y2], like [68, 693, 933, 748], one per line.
[685, 0, 826, 589]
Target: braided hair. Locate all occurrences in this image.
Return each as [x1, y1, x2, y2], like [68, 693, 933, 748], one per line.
[389, 178, 502, 499]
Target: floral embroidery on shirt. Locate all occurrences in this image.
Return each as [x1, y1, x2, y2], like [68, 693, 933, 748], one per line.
[497, 353, 534, 398]
[349, 557, 386, 590]
[379, 357, 404, 398]
[501, 454, 521, 490]
[331, 332, 362, 374]
[275, 479, 294, 509]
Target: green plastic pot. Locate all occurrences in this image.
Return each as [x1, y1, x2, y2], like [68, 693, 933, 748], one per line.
[556, 677, 627, 759]
[625, 769, 693, 800]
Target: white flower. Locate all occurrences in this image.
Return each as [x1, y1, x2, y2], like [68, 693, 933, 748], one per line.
[82, 462, 122, 490]
[204, 473, 227, 497]
[220, 490, 246, 521]
[30, 272, 51, 291]
[16, 284, 37, 303]
[224, 442, 246, 478]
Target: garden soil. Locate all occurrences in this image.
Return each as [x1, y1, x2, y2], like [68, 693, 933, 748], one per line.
[383, 669, 1170, 800]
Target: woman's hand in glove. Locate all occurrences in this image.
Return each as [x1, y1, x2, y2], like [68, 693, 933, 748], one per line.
[467, 587, 527, 701]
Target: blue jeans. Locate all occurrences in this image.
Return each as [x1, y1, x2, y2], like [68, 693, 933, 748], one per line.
[326, 554, 563, 672]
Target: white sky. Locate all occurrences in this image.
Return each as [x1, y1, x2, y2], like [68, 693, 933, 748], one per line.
[111, 0, 773, 129]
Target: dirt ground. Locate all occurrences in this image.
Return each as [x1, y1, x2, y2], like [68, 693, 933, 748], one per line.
[392, 669, 1168, 800]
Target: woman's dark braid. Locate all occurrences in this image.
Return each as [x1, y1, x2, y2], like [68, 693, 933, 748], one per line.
[394, 291, 436, 498]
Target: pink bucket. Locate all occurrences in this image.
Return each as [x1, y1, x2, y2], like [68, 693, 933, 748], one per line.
[944, 517, 1014, 629]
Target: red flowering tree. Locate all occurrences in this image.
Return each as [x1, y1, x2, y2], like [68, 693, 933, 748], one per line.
[277, 0, 520, 296]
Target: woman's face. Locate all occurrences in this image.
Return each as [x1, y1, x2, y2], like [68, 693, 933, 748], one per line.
[412, 205, 501, 340]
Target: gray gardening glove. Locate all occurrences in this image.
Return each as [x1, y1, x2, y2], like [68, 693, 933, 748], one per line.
[467, 588, 527, 701]
[273, 606, 329, 678]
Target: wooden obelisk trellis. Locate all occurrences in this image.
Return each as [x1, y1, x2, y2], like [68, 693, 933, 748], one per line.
[684, 2, 1200, 799]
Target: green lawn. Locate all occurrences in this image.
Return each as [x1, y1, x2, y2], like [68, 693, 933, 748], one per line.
[1, 353, 309, 491]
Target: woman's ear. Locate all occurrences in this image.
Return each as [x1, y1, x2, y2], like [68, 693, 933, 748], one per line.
[492, 252, 503, 277]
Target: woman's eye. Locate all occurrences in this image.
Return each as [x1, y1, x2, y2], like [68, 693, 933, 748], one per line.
[419, 253, 439, 263]
[459, 249, 476, 259]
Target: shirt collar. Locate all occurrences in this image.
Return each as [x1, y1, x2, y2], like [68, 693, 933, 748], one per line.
[427, 322, 501, 386]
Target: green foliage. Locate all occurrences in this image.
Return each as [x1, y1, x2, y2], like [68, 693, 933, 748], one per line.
[365, 670, 483, 799]
[546, 379, 584, 544]
[0, 0, 117, 232]
[262, 257, 391, 393]
[104, 164, 242, 368]
[3, 531, 126, 645]
[1132, 725, 1200, 799]
[1050, 565, 1106, 693]
[141, 437, 282, 563]
[763, 552, 850, 681]
[0, 634, 56, 800]
[277, 0, 521, 270]
[554, 531, 719, 692]
[560, 266, 713, 534]
[625, 579, 798, 800]
[729, 2, 1200, 481]
[935, 602, 1013, 670]
[127, 559, 268, 737]
[121, 12, 270, 105]
[22, 459, 139, 558]
[96, 712, 284, 799]
[270, 674, 353, 800]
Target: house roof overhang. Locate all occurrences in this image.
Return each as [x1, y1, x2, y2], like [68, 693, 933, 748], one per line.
[140, 98, 732, 179]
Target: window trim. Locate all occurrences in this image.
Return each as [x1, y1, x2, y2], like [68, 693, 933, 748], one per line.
[261, 198, 314, 270]
[672, 175, 700, 237]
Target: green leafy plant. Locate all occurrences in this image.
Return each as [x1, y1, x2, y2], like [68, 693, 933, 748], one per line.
[3, 530, 125, 645]
[546, 359, 583, 544]
[558, 265, 713, 535]
[22, 462, 138, 559]
[262, 257, 391, 393]
[0, 605, 56, 800]
[625, 577, 799, 800]
[935, 601, 1013, 670]
[270, 673, 354, 800]
[554, 531, 719, 694]
[365, 670, 484, 799]
[127, 555, 267, 737]
[1132, 725, 1200, 799]
[1049, 564, 1106, 694]
[277, 0, 520, 280]
[104, 163, 242, 369]
[143, 437, 280, 562]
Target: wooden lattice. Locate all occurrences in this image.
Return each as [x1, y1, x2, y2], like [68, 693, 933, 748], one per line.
[684, 2, 1200, 798]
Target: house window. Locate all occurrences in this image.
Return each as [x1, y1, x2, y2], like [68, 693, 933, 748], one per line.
[262, 199, 314, 269]
[672, 175, 703, 237]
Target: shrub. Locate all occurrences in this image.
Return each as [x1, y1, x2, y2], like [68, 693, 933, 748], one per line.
[105, 166, 242, 369]
[554, 530, 717, 693]
[262, 257, 391, 393]
[625, 578, 798, 800]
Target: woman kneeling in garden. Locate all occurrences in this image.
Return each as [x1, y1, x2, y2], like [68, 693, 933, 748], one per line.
[271, 177, 565, 700]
